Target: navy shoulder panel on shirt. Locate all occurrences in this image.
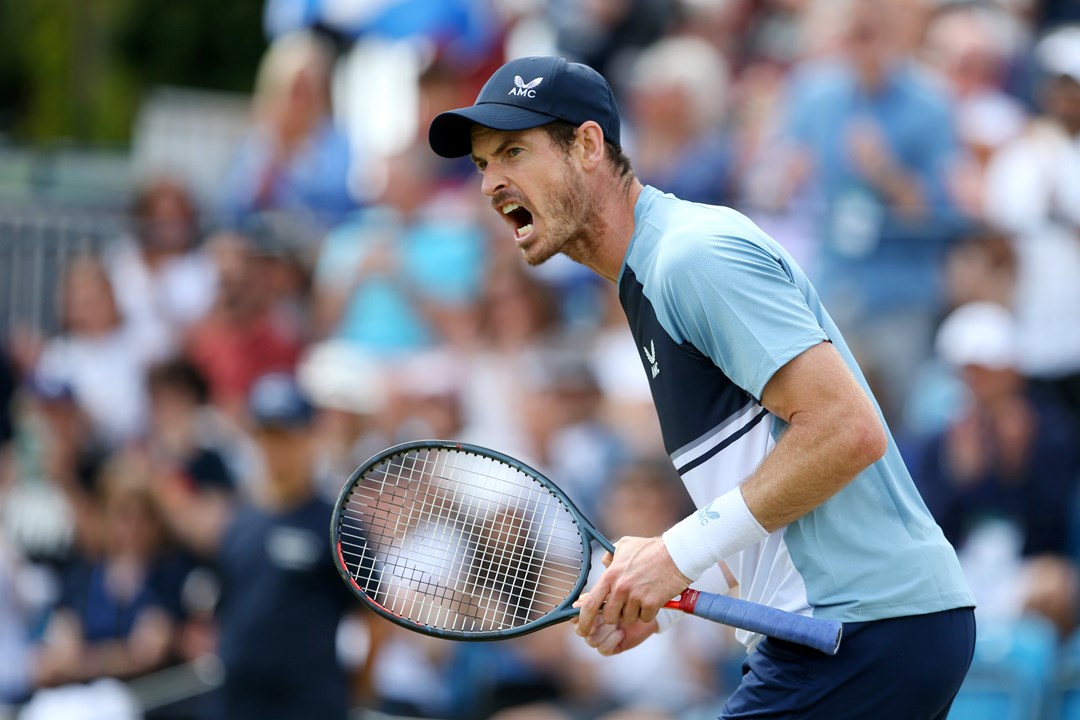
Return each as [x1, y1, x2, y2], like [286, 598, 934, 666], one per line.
[619, 262, 755, 456]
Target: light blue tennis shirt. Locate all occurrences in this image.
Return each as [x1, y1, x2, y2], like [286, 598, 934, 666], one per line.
[619, 186, 973, 638]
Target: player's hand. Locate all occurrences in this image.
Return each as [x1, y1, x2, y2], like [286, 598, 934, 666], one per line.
[576, 615, 659, 656]
[573, 535, 691, 631]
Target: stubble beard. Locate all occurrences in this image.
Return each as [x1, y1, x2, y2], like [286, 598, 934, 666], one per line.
[521, 161, 597, 268]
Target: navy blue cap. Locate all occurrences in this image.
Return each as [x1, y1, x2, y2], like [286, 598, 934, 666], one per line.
[428, 56, 621, 158]
[248, 372, 314, 429]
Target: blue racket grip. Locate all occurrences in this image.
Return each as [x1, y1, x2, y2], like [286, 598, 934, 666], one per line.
[677, 590, 842, 655]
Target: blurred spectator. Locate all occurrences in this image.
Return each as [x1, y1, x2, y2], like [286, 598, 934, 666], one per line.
[942, 225, 1017, 312]
[624, 34, 736, 206]
[983, 25, 1080, 423]
[264, 0, 500, 67]
[313, 143, 487, 357]
[554, 0, 675, 95]
[4, 375, 108, 569]
[0, 533, 31, 707]
[0, 345, 16, 465]
[0, 348, 25, 708]
[778, 0, 962, 423]
[144, 359, 239, 522]
[391, 349, 470, 442]
[921, 3, 1028, 218]
[902, 225, 1020, 435]
[913, 302, 1080, 636]
[219, 30, 358, 234]
[516, 342, 626, 519]
[1036, 0, 1080, 31]
[102, 177, 218, 360]
[161, 372, 365, 719]
[184, 233, 305, 421]
[32, 454, 183, 688]
[364, 619, 462, 718]
[35, 255, 156, 447]
[16, 678, 140, 720]
[457, 264, 563, 455]
[260, 244, 315, 343]
[297, 340, 392, 488]
[573, 457, 730, 717]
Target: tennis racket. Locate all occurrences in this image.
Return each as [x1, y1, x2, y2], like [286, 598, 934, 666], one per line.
[331, 440, 842, 655]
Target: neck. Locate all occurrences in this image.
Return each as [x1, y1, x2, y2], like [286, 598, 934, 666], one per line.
[260, 473, 313, 510]
[568, 178, 644, 283]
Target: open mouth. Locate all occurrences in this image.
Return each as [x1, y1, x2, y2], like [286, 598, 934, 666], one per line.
[500, 202, 534, 240]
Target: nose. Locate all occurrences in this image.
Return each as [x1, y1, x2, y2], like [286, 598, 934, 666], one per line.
[480, 168, 506, 197]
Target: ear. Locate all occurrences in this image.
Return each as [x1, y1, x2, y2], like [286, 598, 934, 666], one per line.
[575, 121, 607, 171]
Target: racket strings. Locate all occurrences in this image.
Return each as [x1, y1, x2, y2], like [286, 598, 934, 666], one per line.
[337, 448, 586, 633]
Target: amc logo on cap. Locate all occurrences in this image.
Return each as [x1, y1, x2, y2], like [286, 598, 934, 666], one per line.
[509, 75, 543, 98]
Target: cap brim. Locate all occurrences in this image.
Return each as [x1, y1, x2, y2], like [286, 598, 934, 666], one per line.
[428, 103, 559, 158]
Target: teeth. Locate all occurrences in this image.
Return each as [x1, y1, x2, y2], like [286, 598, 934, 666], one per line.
[502, 203, 520, 215]
[515, 224, 533, 238]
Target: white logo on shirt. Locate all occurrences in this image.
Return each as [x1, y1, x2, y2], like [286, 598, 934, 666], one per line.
[509, 75, 543, 98]
[266, 527, 321, 571]
[643, 340, 660, 379]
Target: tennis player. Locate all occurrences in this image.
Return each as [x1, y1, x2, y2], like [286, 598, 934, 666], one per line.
[428, 56, 975, 719]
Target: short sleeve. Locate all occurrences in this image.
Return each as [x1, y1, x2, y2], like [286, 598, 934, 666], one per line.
[657, 233, 828, 399]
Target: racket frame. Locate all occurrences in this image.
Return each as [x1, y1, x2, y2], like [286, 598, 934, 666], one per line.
[331, 440, 600, 641]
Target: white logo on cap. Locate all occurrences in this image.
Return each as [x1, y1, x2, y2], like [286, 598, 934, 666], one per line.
[509, 75, 543, 98]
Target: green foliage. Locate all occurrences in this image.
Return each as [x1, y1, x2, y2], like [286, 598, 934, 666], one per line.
[0, 0, 265, 144]
[114, 0, 267, 93]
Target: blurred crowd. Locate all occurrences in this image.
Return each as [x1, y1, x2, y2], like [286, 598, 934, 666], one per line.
[2, 0, 1080, 717]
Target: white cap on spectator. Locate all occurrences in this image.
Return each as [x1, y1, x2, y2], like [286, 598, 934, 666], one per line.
[297, 341, 386, 415]
[1035, 25, 1080, 83]
[396, 349, 464, 399]
[936, 302, 1019, 370]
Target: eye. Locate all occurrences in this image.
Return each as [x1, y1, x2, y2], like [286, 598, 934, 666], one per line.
[507, 147, 523, 158]
[474, 160, 487, 174]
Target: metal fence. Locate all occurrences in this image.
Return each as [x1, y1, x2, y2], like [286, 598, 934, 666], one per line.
[0, 205, 128, 337]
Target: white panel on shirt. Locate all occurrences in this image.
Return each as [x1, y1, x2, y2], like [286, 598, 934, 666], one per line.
[680, 411, 813, 650]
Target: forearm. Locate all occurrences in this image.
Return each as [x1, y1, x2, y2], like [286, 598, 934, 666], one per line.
[663, 414, 882, 580]
[665, 343, 888, 580]
[872, 165, 926, 219]
[82, 613, 173, 680]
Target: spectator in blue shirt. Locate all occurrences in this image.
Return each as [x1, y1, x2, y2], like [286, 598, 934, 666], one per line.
[211, 373, 362, 720]
[219, 30, 359, 235]
[33, 456, 184, 688]
[778, 0, 964, 423]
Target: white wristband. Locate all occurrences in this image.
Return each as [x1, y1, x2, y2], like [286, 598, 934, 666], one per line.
[662, 486, 769, 582]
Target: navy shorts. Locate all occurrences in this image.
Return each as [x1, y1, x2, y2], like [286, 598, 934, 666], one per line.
[721, 607, 976, 720]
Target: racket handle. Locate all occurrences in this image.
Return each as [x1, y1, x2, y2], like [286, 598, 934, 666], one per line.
[667, 589, 842, 656]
